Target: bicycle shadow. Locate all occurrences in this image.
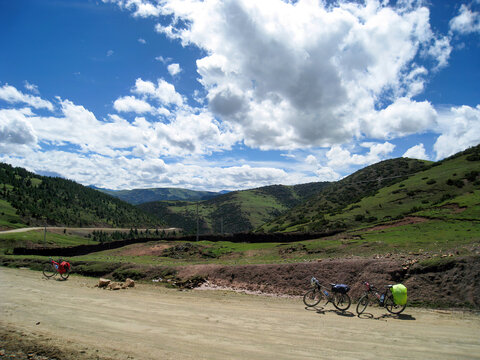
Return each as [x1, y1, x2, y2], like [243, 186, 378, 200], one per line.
[42, 276, 68, 282]
[305, 306, 355, 318]
[357, 312, 416, 321]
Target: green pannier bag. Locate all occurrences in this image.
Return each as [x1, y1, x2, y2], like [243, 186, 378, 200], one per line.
[391, 284, 407, 305]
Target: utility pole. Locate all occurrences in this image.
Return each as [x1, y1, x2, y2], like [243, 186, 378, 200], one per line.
[196, 202, 199, 241]
[43, 221, 47, 247]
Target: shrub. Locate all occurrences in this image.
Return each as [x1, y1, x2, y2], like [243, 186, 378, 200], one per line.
[446, 178, 464, 188]
[112, 267, 145, 281]
[354, 214, 365, 221]
[426, 179, 436, 185]
[466, 154, 480, 161]
[464, 171, 479, 182]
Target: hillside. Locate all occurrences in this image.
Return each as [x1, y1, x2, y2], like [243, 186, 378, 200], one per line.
[261, 145, 480, 233]
[138, 182, 330, 234]
[0, 163, 163, 229]
[98, 187, 226, 205]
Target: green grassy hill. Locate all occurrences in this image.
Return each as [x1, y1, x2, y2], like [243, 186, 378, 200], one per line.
[98, 187, 226, 205]
[0, 163, 163, 229]
[139, 182, 330, 234]
[261, 145, 480, 233]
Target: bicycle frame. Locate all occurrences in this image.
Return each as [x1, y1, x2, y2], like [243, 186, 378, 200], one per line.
[356, 282, 406, 315]
[303, 277, 351, 311]
[360, 283, 388, 306]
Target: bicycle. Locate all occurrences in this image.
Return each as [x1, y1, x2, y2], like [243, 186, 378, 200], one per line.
[43, 257, 71, 280]
[356, 282, 407, 315]
[303, 277, 351, 311]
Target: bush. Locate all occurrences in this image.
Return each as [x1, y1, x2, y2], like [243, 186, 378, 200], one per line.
[466, 154, 480, 161]
[446, 179, 464, 188]
[112, 267, 145, 281]
[354, 214, 365, 221]
[464, 171, 479, 182]
[426, 179, 436, 185]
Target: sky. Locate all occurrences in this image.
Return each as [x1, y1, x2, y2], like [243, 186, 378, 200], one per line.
[0, 0, 479, 192]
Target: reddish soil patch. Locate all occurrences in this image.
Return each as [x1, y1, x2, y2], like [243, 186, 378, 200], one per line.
[366, 216, 429, 232]
[178, 255, 480, 308]
[115, 243, 171, 256]
[440, 204, 467, 213]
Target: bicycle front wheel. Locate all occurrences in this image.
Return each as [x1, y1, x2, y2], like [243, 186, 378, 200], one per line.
[303, 289, 323, 307]
[356, 294, 369, 315]
[60, 268, 70, 280]
[385, 295, 406, 314]
[333, 293, 351, 311]
[42, 264, 56, 278]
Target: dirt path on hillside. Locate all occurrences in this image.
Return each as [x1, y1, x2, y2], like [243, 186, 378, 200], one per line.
[0, 227, 178, 235]
[1, 268, 480, 360]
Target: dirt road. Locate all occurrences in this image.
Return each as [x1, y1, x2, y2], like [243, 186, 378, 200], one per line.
[0, 227, 179, 234]
[1, 268, 479, 360]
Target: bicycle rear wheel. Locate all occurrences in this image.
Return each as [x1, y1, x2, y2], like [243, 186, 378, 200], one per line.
[303, 289, 323, 307]
[385, 295, 406, 314]
[356, 294, 369, 315]
[333, 293, 351, 311]
[42, 263, 56, 278]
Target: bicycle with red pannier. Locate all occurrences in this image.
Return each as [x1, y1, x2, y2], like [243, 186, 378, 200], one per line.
[42, 257, 71, 280]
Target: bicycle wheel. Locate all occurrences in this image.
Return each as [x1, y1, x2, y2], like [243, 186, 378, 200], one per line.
[385, 295, 406, 315]
[42, 263, 56, 278]
[60, 267, 70, 280]
[333, 293, 351, 311]
[356, 294, 370, 315]
[303, 289, 323, 307]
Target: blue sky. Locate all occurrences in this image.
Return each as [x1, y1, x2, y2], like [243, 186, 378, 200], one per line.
[0, 0, 479, 191]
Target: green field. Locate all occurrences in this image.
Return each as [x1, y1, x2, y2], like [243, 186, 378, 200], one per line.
[0, 230, 98, 255]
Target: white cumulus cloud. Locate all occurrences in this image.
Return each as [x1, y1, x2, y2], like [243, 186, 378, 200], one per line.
[167, 63, 182, 76]
[148, 0, 451, 149]
[0, 84, 53, 110]
[113, 95, 155, 114]
[449, 4, 480, 34]
[403, 144, 429, 160]
[434, 105, 480, 160]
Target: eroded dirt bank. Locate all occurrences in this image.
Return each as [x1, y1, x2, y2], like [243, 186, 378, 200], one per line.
[2, 267, 480, 360]
[178, 256, 480, 308]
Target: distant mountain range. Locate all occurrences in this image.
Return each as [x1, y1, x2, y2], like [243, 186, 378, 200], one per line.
[1, 144, 479, 235]
[93, 187, 229, 205]
[137, 144, 480, 234]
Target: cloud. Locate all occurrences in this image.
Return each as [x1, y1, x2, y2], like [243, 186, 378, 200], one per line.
[113, 95, 154, 113]
[326, 142, 396, 170]
[449, 4, 480, 35]
[138, 38, 147, 44]
[155, 55, 172, 64]
[167, 63, 181, 76]
[0, 84, 238, 160]
[147, 0, 452, 149]
[0, 108, 37, 145]
[107, 49, 114, 57]
[0, 150, 292, 191]
[403, 144, 429, 160]
[434, 105, 480, 160]
[0, 84, 53, 110]
[24, 81, 40, 94]
[132, 78, 184, 106]
[362, 98, 437, 139]
[314, 166, 342, 182]
[103, 0, 162, 18]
